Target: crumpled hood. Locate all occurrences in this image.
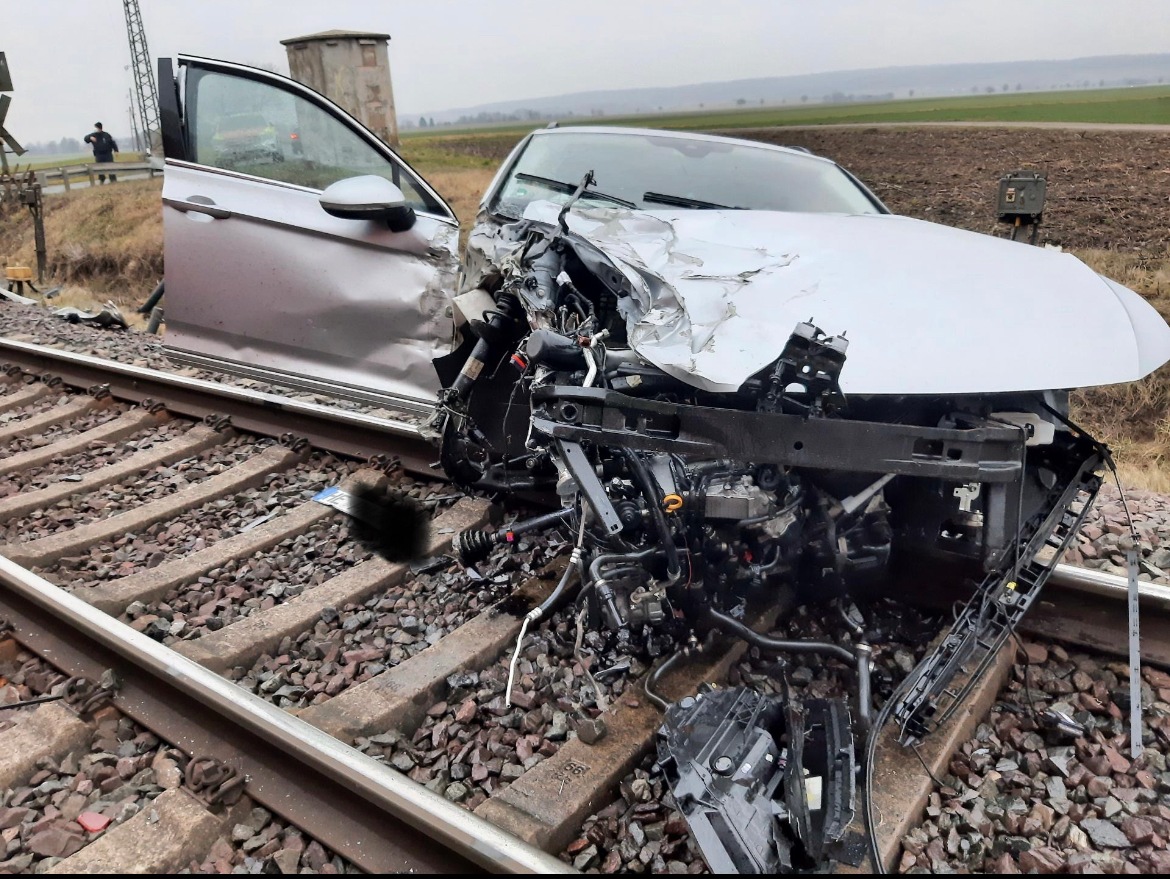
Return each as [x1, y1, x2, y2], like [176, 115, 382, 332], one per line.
[522, 201, 1170, 395]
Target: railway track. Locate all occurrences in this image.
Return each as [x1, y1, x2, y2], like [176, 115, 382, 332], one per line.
[0, 335, 1165, 874]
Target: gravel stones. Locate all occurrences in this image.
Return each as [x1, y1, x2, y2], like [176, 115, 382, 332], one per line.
[51, 455, 376, 600]
[0, 413, 177, 497]
[908, 641, 1170, 874]
[225, 525, 559, 711]
[0, 398, 126, 461]
[1081, 817, 1132, 848]
[351, 603, 638, 812]
[187, 808, 358, 874]
[559, 756, 706, 874]
[0, 650, 68, 723]
[1, 432, 274, 545]
[0, 709, 175, 872]
[1067, 484, 1170, 585]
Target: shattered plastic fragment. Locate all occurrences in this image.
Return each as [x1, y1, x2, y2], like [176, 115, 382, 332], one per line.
[53, 301, 128, 330]
[656, 685, 855, 873]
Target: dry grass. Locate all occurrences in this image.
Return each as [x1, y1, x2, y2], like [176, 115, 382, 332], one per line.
[1068, 248, 1170, 490]
[425, 167, 497, 249]
[1, 179, 163, 304]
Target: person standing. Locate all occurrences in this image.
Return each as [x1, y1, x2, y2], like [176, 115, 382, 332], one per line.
[83, 122, 119, 183]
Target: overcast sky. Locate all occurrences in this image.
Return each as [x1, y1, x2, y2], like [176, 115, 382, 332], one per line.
[4, 0, 1168, 144]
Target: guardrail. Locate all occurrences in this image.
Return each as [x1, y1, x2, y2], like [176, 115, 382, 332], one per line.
[36, 160, 162, 190]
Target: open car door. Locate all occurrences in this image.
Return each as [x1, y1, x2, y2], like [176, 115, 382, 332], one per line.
[158, 55, 460, 413]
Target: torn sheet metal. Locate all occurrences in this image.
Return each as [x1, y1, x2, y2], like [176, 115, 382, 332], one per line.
[656, 685, 856, 874]
[520, 200, 1170, 396]
[0, 288, 37, 305]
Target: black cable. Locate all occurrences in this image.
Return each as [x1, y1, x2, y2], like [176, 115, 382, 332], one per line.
[911, 743, 944, 788]
[623, 449, 682, 580]
[644, 650, 683, 711]
[0, 694, 63, 711]
[863, 666, 922, 876]
[533, 555, 581, 620]
[1010, 630, 1043, 724]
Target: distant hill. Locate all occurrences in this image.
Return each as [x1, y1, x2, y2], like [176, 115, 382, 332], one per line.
[406, 54, 1170, 128]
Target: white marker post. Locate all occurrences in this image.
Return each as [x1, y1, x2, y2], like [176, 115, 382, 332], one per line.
[1127, 548, 1143, 759]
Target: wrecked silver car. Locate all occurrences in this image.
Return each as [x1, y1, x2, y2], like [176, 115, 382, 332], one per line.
[426, 128, 1170, 868]
[158, 58, 1170, 869]
[432, 127, 1170, 744]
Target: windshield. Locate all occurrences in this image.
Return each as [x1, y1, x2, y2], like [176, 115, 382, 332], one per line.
[492, 131, 883, 217]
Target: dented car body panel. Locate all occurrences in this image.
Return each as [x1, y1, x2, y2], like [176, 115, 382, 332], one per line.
[430, 130, 1168, 796]
[159, 56, 460, 412]
[163, 163, 460, 409]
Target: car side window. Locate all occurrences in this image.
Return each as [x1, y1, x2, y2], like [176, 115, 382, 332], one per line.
[188, 69, 441, 214]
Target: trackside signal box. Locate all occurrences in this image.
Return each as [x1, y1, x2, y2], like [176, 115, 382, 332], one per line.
[996, 171, 1047, 223]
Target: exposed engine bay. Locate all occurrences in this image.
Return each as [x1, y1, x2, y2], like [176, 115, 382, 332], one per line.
[430, 175, 1106, 747]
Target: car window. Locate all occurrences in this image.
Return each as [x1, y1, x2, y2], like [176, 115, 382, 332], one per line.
[493, 132, 881, 217]
[188, 68, 441, 214]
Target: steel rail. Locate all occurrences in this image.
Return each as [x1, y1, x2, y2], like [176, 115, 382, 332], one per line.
[1051, 561, 1170, 610]
[0, 554, 574, 875]
[0, 338, 438, 473]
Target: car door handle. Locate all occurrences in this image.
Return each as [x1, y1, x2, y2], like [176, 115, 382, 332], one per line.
[167, 196, 232, 219]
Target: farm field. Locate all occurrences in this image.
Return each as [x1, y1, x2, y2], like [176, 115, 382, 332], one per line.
[3, 122, 1169, 484]
[402, 84, 1170, 140]
[398, 126, 1170, 252]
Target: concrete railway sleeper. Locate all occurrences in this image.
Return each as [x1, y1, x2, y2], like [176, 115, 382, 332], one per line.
[0, 353, 1164, 873]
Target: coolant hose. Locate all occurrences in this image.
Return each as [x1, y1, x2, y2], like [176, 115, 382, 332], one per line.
[644, 650, 684, 711]
[623, 450, 682, 580]
[534, 558, 580, 621]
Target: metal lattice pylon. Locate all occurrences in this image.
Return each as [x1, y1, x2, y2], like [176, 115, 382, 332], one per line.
[123, 0, 160, 153]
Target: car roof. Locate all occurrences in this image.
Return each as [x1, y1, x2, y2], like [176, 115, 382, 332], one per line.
[526, 126, 837, 166]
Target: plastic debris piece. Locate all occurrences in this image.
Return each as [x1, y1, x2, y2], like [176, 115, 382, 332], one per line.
[53, 301, 128, 330]
[76, 811, 111, 833]
[657, 685, 855, 873]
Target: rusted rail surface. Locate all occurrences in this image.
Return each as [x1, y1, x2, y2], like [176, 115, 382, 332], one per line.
[0, 337, 436, 471]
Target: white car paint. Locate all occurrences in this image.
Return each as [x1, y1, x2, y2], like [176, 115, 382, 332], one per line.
[522, 200, 1170, 395]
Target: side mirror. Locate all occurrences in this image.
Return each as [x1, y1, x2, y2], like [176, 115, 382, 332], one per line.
[319, 175, 416, 232]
